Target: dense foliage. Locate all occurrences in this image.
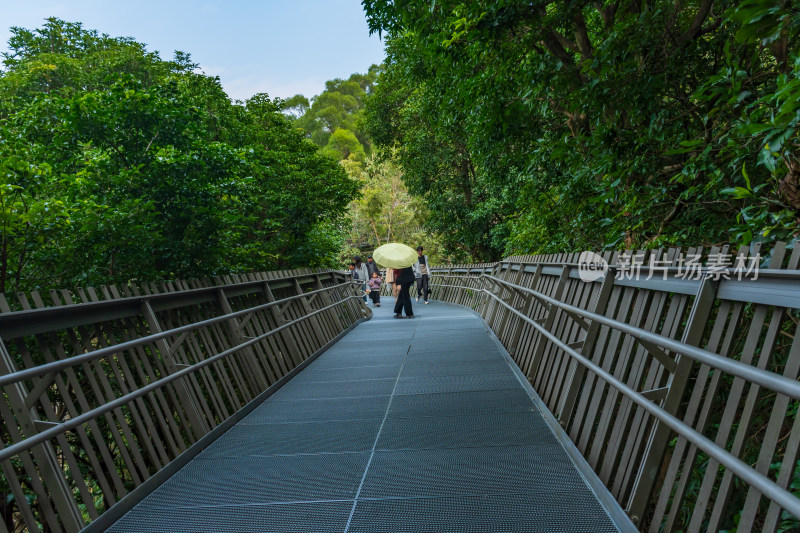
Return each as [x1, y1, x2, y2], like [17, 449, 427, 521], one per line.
[363, 0, 800, 260]
[0, 18, 359, 293]
[286, 68, 459, 262]
[287, 67, 380, 163]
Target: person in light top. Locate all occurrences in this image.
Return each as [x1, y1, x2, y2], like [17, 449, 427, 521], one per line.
[412, 246, 431, 304]
[353, 256, 369, 303]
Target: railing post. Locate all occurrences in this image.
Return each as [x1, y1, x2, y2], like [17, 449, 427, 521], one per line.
[525, 265, 570, 380]
[471, 268, 483, 310]
[447, 267, 455, 305]
[505, 263, 529, 341]
[481, 265, 500, 323]
[486, 263, 514, 330]
[459, 267, 467, 305]
[293, 278, 325, 348]
[507, 264, 542, 360]
[312, 273, 337, 337]
[557, 270, 616, 423]
[327, 272, 349, 328]
[0, 340, 85, 532]
[140, 301, 209, 439]
[263, 282, 303, 368]
[626, 274, 718, 522]
[215, 289, 270, 392]
[479, 268, 493, 317]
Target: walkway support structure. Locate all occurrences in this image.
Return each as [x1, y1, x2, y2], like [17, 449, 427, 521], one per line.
[430, 242, 800, 533]
[0, 269, 368, 533]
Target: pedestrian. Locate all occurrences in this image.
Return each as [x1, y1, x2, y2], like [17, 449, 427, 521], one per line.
[384, 265, 396, 298]
[368, 271, 382, 307]
[348, 261, 357, 287]
[366, 255, 380, 278]
[412, 246, 431, 304]
[393, 265, 415, 319]
[353, 256, 369, 303]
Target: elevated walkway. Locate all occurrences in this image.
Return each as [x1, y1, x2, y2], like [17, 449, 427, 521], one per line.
[107, 301, 629, 532]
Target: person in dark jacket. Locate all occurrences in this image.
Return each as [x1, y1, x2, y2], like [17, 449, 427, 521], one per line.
[393, 266, 415, 319]
[366, 255, 380, 278]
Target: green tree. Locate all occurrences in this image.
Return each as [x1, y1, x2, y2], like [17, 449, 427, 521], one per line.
[286, 66, 452, 264]
[0, 18, 359, 292]
[292, 66, 381, 158]
[322, 128, 367, 162]
[363, 0, 800, 259]
[349, 156, 423, 243]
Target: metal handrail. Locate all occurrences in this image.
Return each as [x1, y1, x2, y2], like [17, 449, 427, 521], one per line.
[0, 272, 340, 315]
[481, 274, 800, 401]
[431, 274, 800, 518]
[0, 281, 362, 388]
[482, 290, 800, 519]
[432, 264, 800, 281]
[437, 271, 800, 397]
[0, 293, 364, 463]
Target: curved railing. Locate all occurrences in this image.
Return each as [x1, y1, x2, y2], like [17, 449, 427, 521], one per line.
[0, 270, 369, 532]
[430, 242, 800, 532]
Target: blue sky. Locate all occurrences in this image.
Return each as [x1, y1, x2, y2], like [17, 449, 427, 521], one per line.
[0, 0, 385, 101]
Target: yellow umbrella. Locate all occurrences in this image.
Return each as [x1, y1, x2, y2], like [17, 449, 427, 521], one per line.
[372, 243, 418, 268]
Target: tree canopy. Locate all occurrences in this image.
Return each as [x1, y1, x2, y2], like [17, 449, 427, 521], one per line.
[292, 66, 381, 163]
[363, 0, 800, 259]
[285, 66, 455, 263]
[0, 18, 359, 293]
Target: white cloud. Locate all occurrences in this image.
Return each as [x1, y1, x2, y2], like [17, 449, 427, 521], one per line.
[197, 64, 230, 77]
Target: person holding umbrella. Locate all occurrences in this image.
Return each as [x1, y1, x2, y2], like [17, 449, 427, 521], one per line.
[393, 265, 415, 319]
[372, 243, 418, 319]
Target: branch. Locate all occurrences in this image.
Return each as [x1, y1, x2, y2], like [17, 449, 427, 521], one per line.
[551, 30, 580, 55]
[650, 201, 684, 243]
[144, 132, 159, 153]
[572, 11, 594, 60]
[594, 1, 619, 29]
[541, 31, 585, 88]
[369, 218, 382, 245]
[542, 28, 578, 65]
[769, 36, 790, 69]
[674, 0, 714, 49]
[657, 163, 684, 175]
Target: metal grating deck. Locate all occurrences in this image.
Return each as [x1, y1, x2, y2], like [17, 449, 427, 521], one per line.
[106, 300, 625, 532]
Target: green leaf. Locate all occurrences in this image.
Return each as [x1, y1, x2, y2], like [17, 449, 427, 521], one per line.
[722, 187, 754, 200]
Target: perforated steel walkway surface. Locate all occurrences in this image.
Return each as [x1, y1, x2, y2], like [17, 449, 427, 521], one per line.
[108, 301, 622, 532]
